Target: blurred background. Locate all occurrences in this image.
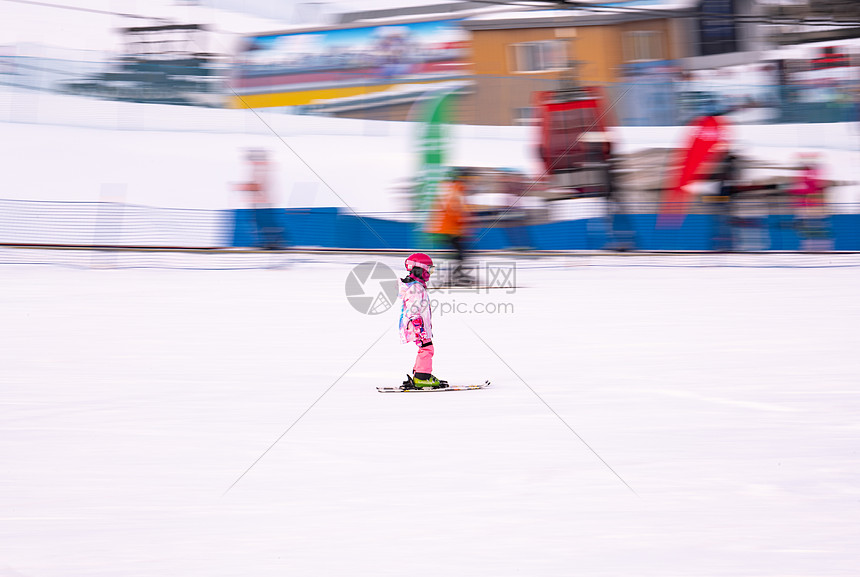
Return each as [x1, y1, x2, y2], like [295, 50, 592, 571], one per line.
[2, 0, 860, 263]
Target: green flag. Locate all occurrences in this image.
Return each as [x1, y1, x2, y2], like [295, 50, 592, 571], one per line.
[412, 90, 455, 248]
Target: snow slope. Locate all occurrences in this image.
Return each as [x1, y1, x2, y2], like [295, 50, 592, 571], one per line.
[1, 257, 858, 577]
[2, 87, 859, 214]
[0, 88, 539, 212]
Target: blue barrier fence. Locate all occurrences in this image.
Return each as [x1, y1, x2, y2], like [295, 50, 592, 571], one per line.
[1, 198, 856, 252]
[231, 208, 860, 252]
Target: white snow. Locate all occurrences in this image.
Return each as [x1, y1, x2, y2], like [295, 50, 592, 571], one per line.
[1, 257, 858, 576]
[2, 5, 859, 576]
[0, 87, 542, 212]
[2, 87, 859, 214]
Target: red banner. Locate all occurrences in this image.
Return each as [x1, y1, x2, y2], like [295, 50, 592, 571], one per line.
[659, 115, 728, 227]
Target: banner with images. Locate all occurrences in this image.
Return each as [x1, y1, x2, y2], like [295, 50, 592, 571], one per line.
[232, 19, 469, 108]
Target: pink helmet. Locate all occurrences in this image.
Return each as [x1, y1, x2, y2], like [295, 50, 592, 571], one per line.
[405, 252, 434, 283]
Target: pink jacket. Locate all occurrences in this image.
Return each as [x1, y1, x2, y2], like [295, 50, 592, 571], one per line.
[398, 280, 433, 344]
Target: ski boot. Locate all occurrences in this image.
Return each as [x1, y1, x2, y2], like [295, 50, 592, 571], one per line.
[404, 373, 449, 389]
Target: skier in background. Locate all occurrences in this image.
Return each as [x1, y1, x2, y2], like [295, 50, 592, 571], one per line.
[498, 168, 532, 250]
[427, 167, 474, 286]
[399, 252, 447, 389]
[710, 146, 741, 251]
[602, 139, 635, 251]
[236, 148, 285, 249]
[789, 153, 830, 251]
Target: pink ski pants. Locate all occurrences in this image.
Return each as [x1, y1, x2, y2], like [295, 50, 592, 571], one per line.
[413, 344, 434, 374]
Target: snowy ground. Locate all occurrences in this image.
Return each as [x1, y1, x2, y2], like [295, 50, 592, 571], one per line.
[1, 256, 858, 577]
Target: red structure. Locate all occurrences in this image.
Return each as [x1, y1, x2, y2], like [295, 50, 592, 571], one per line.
[534, 82, 613, 198]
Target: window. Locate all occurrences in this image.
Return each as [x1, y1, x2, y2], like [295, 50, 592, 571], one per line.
[512, 40, 568, 73]
[622, 31, 665, 62]
[698, 0, 738, 56]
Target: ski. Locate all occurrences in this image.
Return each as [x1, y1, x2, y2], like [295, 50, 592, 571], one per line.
[376, 380, 491, 393]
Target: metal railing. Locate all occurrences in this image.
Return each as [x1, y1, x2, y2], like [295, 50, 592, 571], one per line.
[0, 199, 227, 248]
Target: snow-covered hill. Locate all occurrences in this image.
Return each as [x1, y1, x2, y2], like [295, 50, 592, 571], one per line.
[2, 86, 859, 213]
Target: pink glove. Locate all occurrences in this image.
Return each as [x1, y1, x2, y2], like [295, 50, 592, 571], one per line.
[411, 317, 429, 344]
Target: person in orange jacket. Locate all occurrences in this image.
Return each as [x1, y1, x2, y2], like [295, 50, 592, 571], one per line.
[427, 167, 473, 285]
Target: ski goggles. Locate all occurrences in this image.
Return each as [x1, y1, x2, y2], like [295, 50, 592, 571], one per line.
[406, 261, 435, 274]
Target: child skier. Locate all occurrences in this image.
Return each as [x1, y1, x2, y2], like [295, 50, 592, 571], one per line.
[399, 252, 447, 388]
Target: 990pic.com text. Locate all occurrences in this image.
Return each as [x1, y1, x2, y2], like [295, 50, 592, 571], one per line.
[430, 300, 515, 317]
